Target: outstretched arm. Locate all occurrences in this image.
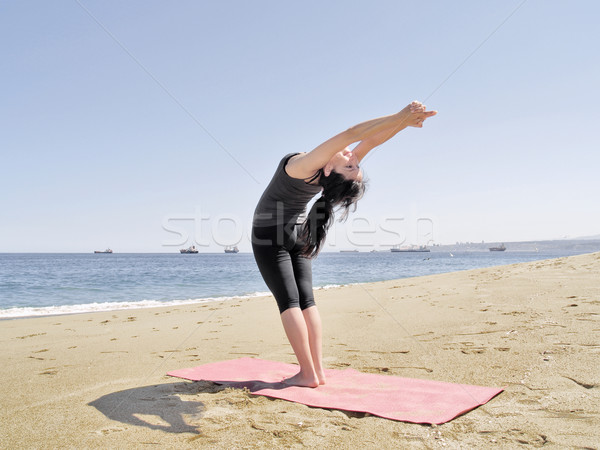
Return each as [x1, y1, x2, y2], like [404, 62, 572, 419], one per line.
[353, 101, 435, 162]
[287, 101, 436, 178]
[352, 123, 405, 163]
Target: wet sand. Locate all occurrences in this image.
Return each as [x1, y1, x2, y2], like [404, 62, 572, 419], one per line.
[1, 252, 598, 448]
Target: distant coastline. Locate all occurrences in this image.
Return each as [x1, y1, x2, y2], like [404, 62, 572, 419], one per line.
[430, 238, 600, 253]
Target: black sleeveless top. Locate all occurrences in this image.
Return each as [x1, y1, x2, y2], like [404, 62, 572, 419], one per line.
[253, 153, 322, 227]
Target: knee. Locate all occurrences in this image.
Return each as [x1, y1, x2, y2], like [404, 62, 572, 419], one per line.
[299, 297, 316, 311]
[277, 298, 300, 314]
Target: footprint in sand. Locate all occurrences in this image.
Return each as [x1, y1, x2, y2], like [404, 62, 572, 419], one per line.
[331, 362, 351, 368]
[364, 366, 390, 374]
[564, 376, 598, 389]
[460, 342, 487, 354]
[461, 348, 486, 354]
[93, 426, 126, 435]
[16, 333, 47, 340]
[397, 366, 433, 373]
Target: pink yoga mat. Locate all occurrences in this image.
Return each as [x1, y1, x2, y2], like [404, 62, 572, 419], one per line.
[168, 358, 503, 424]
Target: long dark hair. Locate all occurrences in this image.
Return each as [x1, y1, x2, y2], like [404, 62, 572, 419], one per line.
[300, 169, 366, 258]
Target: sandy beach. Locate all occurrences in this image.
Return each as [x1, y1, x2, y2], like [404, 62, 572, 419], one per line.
[1, 252, 598, 449]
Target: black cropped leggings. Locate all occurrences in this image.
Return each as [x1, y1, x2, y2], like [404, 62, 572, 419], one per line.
[252, 224, 316, 314]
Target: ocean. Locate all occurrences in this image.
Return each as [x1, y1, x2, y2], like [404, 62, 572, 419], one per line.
[0, 250, 587, 318]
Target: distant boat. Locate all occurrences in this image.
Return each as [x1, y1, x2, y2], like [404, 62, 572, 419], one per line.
[224, 246, 239, 253]
[391, 245, 430, 253]
[489, 243, 506, 252]
[94, 248, 113, 254]
[340, 249, 359, 253]
[180, 246, 199, 254]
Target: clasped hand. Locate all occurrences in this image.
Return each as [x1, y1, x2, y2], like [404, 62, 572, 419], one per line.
[403, 101, 437, 128]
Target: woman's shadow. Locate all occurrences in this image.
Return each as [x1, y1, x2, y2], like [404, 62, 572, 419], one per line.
[89, 380, 222, 434]
[89, 378, 301, 434]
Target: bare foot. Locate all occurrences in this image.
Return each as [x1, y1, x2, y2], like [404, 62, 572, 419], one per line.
[283, 371, 319, 388]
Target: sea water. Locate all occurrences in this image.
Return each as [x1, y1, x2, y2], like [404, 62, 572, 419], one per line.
[0, 250, 586, 318]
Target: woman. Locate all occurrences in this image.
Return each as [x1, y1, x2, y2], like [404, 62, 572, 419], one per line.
[252, 101, 437, 387]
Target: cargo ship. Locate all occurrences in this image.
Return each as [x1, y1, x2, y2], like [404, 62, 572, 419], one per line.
[391, 245, 430, 253]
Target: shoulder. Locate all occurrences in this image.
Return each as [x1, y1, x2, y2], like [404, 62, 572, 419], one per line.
[285, 152, 317, 180]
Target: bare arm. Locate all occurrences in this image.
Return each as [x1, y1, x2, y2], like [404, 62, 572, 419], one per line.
[287, 101, 436, 178]
[352, 122, 406, 163]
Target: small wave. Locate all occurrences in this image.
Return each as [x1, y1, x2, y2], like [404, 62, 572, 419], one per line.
[0, 291, 272, 319]
[316, 283, 345, 290]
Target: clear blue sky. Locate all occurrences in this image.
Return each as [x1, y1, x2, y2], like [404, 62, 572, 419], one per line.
[1, 1, 599, 252]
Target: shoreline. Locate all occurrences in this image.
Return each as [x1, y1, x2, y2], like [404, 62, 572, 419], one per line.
[0, 285, 352, 320]
[2, 251, 594, 320]
[1, 252, 598, 448]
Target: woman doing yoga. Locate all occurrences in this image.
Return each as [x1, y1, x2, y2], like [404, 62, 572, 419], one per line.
[252, 101, 437, 387]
